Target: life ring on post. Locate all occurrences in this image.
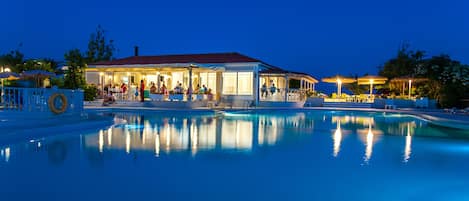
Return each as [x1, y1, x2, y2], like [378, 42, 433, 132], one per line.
[48, 93, 68, 114]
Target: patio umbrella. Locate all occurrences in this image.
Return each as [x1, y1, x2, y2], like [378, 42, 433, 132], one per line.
[22, 70, 56, 88]
[357, 75, 387, 96]
[390, 77, 428, 99]
[321, 75, 356, 97]
[0, 72, 20, 88]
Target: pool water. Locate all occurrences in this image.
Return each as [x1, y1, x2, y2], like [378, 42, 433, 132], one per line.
[1, 110, 469, 201]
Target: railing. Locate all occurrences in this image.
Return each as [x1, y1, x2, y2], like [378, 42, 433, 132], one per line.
[0, 87, 83, 115]
[260, 88, 307, 102]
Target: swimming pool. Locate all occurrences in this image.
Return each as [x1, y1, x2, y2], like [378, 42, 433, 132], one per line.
[1, 110, 469, 201]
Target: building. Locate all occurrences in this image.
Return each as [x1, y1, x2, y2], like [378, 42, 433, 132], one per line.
[85, 51, 317, 107]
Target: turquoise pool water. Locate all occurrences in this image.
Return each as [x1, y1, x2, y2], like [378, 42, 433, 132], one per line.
[1, 110, 469, 201]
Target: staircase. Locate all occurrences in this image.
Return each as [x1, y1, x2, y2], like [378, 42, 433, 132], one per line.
[322, 102, 372, 108]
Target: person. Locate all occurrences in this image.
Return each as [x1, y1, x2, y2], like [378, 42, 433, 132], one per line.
[202, 84, 208, 94]
[207, 88, 213, 101]
[194, 84, 200, 94]
[140, 80, 145, 102]
[135, 86, 139, 100]
[150, 83, 157, 94]
[102, 92, 116, 105]
[261, 83, 267, 97]
[270, 83, 277, 95]
[161, 84, 167, 95]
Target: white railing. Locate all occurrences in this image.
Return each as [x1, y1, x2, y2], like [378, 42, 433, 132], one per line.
[0, 87, 84, 115]
[260, 88, 306, 102]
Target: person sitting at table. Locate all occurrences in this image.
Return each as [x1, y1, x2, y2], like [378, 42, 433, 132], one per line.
[102, 92, 116, 105]
[150, 83, 157, 94]
[161, 84, 167, 95]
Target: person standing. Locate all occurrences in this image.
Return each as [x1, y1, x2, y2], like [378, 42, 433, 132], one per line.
[140, 80, 145, 102]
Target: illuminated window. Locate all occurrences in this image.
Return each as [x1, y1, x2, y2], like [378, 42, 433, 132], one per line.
[222, 72, 237, 95]
[237, 72, 253, 95]
[222, 72, 253, 95]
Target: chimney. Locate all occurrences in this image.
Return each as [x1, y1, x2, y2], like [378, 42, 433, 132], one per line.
[134, 46, 139, 56]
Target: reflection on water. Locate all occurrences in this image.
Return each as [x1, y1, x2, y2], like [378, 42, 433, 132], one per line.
[332, 119, 342, 157]
[404, 122, 413, 163]
[1, 111, 467, 165]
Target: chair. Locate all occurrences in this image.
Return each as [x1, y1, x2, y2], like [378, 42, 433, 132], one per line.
[384, 99, 396, 109]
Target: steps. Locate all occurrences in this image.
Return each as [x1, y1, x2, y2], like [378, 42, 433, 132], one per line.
[322, 102, 372, 108]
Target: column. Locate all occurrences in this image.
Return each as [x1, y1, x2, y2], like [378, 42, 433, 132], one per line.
[254, 66, 260, 106]
[188, 66, 193, 102]
[284, 75, 289, 102]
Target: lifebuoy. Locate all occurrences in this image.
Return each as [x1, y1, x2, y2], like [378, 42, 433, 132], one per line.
[48, 93, 68, 114]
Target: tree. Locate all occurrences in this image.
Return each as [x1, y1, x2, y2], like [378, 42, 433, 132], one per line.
[0, 49, 24, 73]
[86, 25, 115, 63]
[64, 49, 87, 89]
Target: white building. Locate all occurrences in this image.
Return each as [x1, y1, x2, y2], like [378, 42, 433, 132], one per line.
[85, 52, 317, 107]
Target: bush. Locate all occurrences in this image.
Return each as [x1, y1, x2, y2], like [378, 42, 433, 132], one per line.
[83, 84, 98, 101]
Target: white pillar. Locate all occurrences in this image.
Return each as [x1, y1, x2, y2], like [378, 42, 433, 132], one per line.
[408, 80, 412, 99]
[188, 66, 193, 102]
[254, 66, 260, 106]
[284, 75, 289, 102]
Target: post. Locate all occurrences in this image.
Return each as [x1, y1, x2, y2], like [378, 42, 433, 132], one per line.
[284, 74, 289, 102]
[254, 66, 259, 106]
[188, 65, 193, 102]
[408, 79, 412, 99]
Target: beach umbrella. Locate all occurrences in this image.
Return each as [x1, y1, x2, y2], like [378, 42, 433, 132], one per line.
[390, 77, 428, 99]
[357, 75, 387, 96]
[22, 70, 56, 88]
[0, 72, 20, 88]
[321, 75, 356, 97]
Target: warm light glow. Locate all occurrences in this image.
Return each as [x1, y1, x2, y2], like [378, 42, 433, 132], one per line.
[333, 120, 342, 157]
[99, 130, 104, 153]
[5, 147, 10, 162]
[107, 128, 112, 146]
[337, 79, 342, 84]
[404, 123, 412, 163]
[155, 134, 160, 157]
[4, 68, 11, 72]
[190, 122, 198, 156]
[369, 79, 374, 84]
[364, 124, 374, 163]
[99, 72, 104, 76]
[125, 130, 130, 154]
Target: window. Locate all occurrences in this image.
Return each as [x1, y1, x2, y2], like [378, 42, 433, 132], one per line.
[237, 72, 253, 95]
[222, 72, 253, 95]
[222, 72, 237, 95]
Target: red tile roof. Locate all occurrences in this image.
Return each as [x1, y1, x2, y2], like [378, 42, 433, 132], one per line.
[89, 52, 261, 66]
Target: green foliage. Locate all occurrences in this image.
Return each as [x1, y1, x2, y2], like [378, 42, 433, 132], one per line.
[378, 44, 469, 108]
[64, 49, 87, 89]
[0, 49, 24, 73]
[86, 25, 115, 63]
[16, 59, 55, 73]
[83, 84, 98, 101]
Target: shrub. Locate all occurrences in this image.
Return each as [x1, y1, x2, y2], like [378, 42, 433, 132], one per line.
[83, 84, 98, 101]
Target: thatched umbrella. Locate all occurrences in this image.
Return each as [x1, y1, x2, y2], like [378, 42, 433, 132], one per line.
[390, 77, 428, 99]
[357, 75, 388, 96]
[322, 75, 356, 97]
[22, 70, 56, 88]
[0, 72, 20, 88]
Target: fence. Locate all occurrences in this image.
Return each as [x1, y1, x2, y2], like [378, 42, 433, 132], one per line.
[0, 87, 84, 115]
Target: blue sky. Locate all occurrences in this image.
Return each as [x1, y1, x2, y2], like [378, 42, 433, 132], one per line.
[3, 0, 469, 78]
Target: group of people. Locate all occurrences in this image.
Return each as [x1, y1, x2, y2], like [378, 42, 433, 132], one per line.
[261, 82, 277, 97]
[103, 80, 145, 105]
[102, 79, 217, 105]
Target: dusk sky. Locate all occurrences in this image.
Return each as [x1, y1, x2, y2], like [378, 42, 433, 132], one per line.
[3, 0, 469, 78]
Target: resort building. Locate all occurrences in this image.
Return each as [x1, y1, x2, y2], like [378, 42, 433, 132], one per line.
[85, 52, 317, 107]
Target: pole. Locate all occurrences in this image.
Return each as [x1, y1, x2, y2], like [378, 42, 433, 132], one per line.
[408, 80, 412, 99]
[188, 65, 193, 102]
